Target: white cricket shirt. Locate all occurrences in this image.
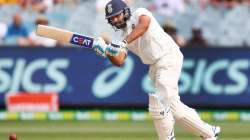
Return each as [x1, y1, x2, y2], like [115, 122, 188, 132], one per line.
[122, 8, 180, 64]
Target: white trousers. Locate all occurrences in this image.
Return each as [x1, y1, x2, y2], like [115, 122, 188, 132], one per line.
[149, 48, 214, 139]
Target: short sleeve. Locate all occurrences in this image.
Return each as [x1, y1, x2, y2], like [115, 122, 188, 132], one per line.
[133, 8, 152, 19]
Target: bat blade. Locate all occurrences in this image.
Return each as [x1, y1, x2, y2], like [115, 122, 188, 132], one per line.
[36, 25, 94, 49]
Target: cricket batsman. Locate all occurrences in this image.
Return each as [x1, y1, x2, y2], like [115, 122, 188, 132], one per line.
[92, 0, 221, 139]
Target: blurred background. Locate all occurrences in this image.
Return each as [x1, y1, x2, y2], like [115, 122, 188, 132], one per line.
[0, 0, 250, 140]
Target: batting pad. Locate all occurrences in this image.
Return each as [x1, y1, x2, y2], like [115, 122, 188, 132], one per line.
[149, 94, 175, 140]
[171, 98, 214, 138]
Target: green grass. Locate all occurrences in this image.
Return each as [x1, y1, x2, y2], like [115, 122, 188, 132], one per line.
[0, 121, 249, 140]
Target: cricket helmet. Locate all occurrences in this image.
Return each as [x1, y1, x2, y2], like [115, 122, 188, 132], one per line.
[105, 0, 131, 29]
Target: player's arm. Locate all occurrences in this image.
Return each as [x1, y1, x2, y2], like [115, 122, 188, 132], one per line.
[106, 15, 151, 66]
[125, 15, 151, 44]
[107, 51, 127, 67]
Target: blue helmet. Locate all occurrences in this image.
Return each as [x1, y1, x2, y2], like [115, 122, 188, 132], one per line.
[105, 0, 131, 29]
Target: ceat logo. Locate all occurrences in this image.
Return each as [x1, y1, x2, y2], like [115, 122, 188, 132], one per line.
[71, 34, 93, 48]
[73, 36, 85, 45]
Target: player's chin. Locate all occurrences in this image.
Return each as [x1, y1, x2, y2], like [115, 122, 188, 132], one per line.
[115, 23, 126, 29]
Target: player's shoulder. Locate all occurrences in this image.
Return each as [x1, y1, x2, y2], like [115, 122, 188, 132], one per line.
[133, 8, 152, 17]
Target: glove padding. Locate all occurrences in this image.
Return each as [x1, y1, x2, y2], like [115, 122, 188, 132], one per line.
[106, 40, 128, 56]
[93, 37, 107, 58]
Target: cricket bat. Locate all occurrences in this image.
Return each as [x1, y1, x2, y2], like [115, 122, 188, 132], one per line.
[36, 25, 94, 49]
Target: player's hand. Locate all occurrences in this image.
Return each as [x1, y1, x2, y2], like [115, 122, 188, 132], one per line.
[93, 37, 107, 58]
[106, 40, 128, 56]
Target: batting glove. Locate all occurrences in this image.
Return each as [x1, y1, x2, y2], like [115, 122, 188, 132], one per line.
[93, 37, 107, 58]
[106, 40, 128, 56]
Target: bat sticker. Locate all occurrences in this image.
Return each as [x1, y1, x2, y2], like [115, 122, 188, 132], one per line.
[70, 34, 94, 49]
